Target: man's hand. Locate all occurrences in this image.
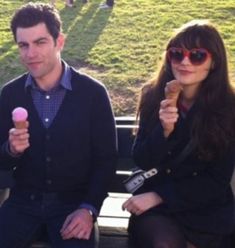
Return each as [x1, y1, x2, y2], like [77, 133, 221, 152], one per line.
[122, 192, 163, 216]
[9, 123, 30, 155]
[60, 208, 93, 240]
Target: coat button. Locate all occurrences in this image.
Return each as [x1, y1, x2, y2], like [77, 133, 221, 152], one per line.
[166, 168, 171, 174]
[46, 179, 52, 185]
[30, 194, 35, 200]
[46, 157, 51, 162]
[192, 172, 198, 176]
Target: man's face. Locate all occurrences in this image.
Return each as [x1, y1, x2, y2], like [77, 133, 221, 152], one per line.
[16, 23, 64, 83]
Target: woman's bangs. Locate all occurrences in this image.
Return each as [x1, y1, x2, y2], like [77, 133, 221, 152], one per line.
[169, 29, 211, 51]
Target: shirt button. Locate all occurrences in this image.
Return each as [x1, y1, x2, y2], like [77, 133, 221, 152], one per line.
[46, 179, 52, 185]
[45, 118, 49, 122]
[166, 168, 171, 174]
[45, 134, 50, 140]
[45, 95, 50, 99]
[167, 151, 172, 155]
[192, 172, 198, 176]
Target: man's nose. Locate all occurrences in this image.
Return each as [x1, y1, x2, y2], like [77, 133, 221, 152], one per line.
[26, 46, 37, 58]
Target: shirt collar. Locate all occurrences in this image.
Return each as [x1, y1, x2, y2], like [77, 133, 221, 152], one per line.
[25, 60, 72, 91]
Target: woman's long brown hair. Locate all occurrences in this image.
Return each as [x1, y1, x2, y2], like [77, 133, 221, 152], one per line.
[137, 20, 235, 160]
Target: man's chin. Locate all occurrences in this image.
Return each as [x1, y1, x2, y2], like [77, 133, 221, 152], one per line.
[27, 69, 42, 78]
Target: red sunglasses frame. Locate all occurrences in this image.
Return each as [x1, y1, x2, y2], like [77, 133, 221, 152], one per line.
[167, 47, 212, 65]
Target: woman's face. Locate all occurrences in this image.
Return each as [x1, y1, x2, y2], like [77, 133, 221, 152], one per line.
[170, 48, 213, 89]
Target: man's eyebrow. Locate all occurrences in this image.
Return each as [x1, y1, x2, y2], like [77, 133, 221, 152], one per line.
[17, 37, 49, 45]
[33, 37, 49, 43]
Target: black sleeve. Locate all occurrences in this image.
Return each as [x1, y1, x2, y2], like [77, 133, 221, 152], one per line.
[83, 85, 118, 212]
[0, 86, 21, 169]
[132, 117, 181, 170]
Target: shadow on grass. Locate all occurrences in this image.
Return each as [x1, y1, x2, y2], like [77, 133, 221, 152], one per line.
[59, 1, 112, 68]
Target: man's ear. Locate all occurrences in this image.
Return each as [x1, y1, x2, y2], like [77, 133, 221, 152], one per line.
[56, 33, 65, 50]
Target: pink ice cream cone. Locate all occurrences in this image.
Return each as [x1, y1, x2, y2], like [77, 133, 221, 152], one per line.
[12, 107, 28, 129]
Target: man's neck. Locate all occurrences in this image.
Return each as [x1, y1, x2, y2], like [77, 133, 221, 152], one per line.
[35, 61, 63, 91]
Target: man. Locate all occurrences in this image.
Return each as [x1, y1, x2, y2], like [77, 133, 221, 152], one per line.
[0, 2, 117, 248]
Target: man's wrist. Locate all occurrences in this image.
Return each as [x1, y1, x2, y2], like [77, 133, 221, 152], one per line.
[87, 209, 95, 219]
[4, 141, 22, 158]
[79, 203, 98, 221]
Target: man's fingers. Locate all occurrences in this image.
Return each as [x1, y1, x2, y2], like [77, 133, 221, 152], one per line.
[74, 228, 90, 240]
[60, 215, 73, 234]
[61, 209, 94, 240]
[62, 225, 78, 240]
[61, 221, 92, 240]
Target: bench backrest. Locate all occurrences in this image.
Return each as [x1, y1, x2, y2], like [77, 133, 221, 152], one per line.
[108, 116, 136, 193]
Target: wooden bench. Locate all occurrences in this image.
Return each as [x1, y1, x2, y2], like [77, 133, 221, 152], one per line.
[0, 116, 137, 248]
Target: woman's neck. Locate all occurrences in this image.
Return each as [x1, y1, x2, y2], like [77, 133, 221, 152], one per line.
[180, 84, 199, 109]
[180, 96, 195, 109]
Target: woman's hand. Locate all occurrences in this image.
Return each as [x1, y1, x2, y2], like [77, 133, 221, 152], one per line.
[122, 192, 163, 216]
[159, 99, 179, 138]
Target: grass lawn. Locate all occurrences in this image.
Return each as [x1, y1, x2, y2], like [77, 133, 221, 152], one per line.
[1, 0, 235, 115]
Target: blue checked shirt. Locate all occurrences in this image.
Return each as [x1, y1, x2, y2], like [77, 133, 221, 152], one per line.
[25, 61, 72, 128]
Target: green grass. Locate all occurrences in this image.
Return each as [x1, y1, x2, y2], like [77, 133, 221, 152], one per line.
[1, 0, 235, 115]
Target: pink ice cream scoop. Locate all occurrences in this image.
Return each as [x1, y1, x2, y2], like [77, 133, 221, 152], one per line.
[12, 107, 28, 129]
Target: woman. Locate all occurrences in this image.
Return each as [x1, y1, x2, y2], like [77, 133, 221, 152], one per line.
[122, 20, 235, 248]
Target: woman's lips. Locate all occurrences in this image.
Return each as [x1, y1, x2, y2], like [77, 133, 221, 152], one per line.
[177, 69, 193, 75]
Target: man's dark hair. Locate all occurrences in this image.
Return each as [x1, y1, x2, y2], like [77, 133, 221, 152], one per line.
[11, 2, 62, 42]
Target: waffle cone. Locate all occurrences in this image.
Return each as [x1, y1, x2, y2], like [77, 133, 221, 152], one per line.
[165, 81, 182, 107]
[14, 121, 27, 129]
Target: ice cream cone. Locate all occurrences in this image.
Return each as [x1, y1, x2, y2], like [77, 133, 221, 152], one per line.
[12, 107, 28, 129]
[14, 121, 28, 129]
[165, 80, 182, 107]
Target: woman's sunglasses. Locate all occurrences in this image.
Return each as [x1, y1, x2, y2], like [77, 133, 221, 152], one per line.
[167, 47, 211, 65]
